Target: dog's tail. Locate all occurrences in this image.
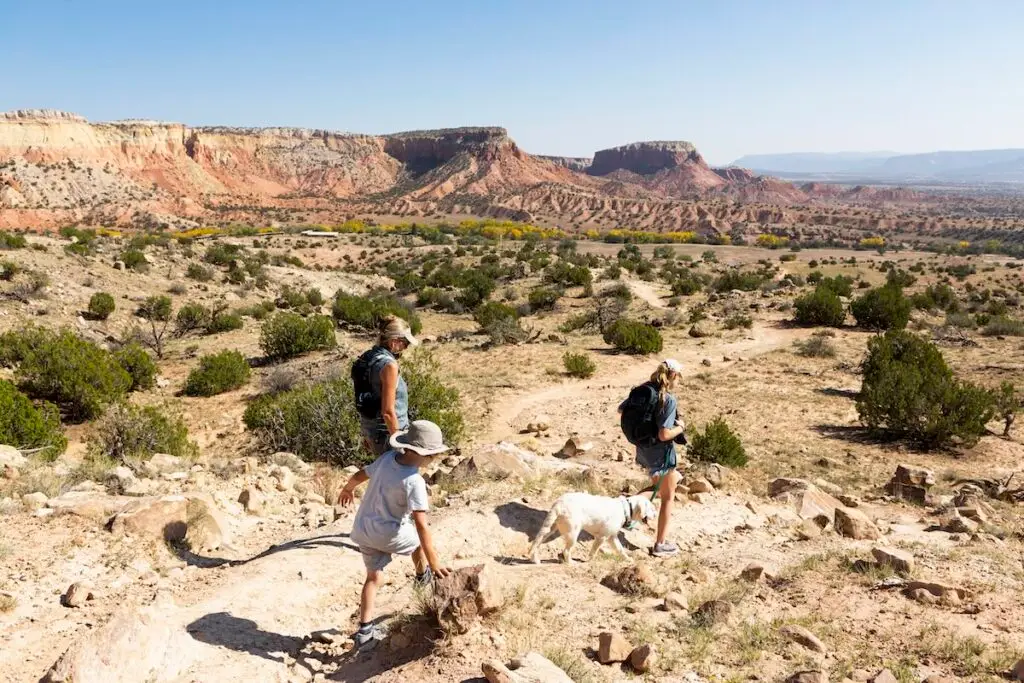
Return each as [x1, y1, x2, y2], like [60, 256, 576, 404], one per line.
[529, 506, 560, 564]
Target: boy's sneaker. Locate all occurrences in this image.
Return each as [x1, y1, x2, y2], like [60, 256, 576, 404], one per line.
[651, 542, 679, 558]
[353, 624, 385, 651]
[414, 567, 434, 588]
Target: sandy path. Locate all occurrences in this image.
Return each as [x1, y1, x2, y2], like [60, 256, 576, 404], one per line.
[627, 279, 668, 309]
[484, 321, 805, 443]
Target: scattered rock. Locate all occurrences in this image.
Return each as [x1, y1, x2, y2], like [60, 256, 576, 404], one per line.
[902, 581, 968, 606]
[21, 491, 48, 511]
[110, 495, 188, 541]
[429, 564, 504, 634]
[557, 437, 592, 458]
[301, 503, 333, 529]
[834, 506, 880, 540]
[907, 588, 939, 605]
[956, 506, 988, 524]
[602, 564, 655, 595]
[940, 512, 978, 534]
[871, 547, 914, 574]
[693, 600, 732, 626]
[740, 562, 767, 582]
[47, 491, 129, 521]
[141, 453, 183, 478]
[184, 497, 227, 552]
[770, 478, 843, 522]
[701, 358, 712, 367]
[779, 624, 826, 653]
[812, 478, 843, 497]
[687, 478, 714, 494]
[271, 451, 313, 476]
[452, 443, 539, 480]
[689, 492, 711, 504]
[597, 632, 633, 664]
[0, 445, 27, 469]
[663, 592, 688, 612]
[481, 652, 573, 683]
[699, 463, 727, 488]
[837, 494, 860, 508]
[271, 465, 296, 492]
[62, 582, 93, 608]
[870, 669, 898, 683]
[786, 672, 827, 683]
[796, 519, 823, 541]
[885, 464, 934, 504]
[629, 643, 655, 673]
[238, 487, 264, 515]
[123, 478, 159, 497]
[921, 676, 956, 683]
[1010, 659, 1024, 682]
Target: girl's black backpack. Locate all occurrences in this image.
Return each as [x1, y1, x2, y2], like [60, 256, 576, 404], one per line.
[620, 382, 660, 447]
[351, 346, 390, 419]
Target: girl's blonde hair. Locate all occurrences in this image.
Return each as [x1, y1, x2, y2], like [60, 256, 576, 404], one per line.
[378, 315, 412, 346]
[650, 360, 679, 407]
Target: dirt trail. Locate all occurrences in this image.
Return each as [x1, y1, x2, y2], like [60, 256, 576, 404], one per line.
[627, 280, 667, 309]
[484, 321, 805, 443]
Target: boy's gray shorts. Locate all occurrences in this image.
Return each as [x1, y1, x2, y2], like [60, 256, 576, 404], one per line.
[360, 541, 420, 572]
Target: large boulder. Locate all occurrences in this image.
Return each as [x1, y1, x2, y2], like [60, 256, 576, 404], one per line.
[46, 492, 132, 521]
[0, 445, 27, 469]
[597, 632, 633, 664]
[482, 652, 573, 683]
[184, 497, 228, 552]
[110, 496, 188, 541]
[769, 478, 843, 522]
[41, 598, 188, 682]
[452, 443, 585, 481]
[430, 564, 504, 634]
[885, 464, 935, 504]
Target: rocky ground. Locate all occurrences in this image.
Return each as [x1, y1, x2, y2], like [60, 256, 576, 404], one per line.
[0, 230, 1022, 683]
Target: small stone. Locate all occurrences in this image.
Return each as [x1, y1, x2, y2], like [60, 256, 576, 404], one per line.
[835, 507, 880, 540]
[688, 492, 711, 504]
[629, 644, 655, 673]
[907, 588, 939, 605]
[62, 582, 93, 608]
[271, 466, 296, 492]
[871, 547, 915, 574]
[786, 672, 827, 683]
[557, 437, 592, 458]
[602, 564, 654, 595]
[779, 625, 826, 653]
[238, 487, 264, 515]
[21, 491, 48, 511]
[597, 632, 633, 664]
[694, 599, 732, 626]
[870, 669, 898, 683]
[942, 514, 979, 534]
[740, 562, 765, 582]
[701, 358, 712, 367]
[663, 592, 688, 612]
[687, 479, 714, 494]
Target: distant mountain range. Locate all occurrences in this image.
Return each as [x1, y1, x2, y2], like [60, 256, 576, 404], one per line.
[731, 149, 1024, 184]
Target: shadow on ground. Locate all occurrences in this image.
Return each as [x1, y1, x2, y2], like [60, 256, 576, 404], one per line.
[172, 532, 360, 568]
[816, 387, 861, 400]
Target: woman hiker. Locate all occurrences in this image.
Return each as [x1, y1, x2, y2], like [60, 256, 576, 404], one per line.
[618, 358, 687, 558]
[351, 316, 417, 457]
[337, 420, 453, 650]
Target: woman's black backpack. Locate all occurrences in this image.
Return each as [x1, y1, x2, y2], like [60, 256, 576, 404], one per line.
[351, 347, 391, 419]
[620, 382, 660, 447]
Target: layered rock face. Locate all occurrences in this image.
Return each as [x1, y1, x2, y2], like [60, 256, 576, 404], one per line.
[588, 141, 704, 176]
[536, 155, 593, 172]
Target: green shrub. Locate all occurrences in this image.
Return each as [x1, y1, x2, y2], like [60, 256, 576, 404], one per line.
[88, 402, 197, 463]
[113, 342, 157, 391]
[185, 350, 251, 397]
[203, 243, 244, 267]
[818, 275, 854, 298]
[602, 319, 663, 355]
[483, 317, 531, 345]
[994, 382, 1020, 436]
[688, 417, 748, 467]
[545, 262, 592, 288]
[712, 269, 767, 293]
[857, 330, 994, 448]
[185, 263, 214, 282]
[671, 276, 702, 296]
[207, 310, 243, 334]
[0, 260, 20, 281]
[244, 350, 462, 464]
[0, 233, 27, 250]
[87, 292, 116, 321]
[0, 380, 66, 458]
[138, 295, 172, 322]
[259, 312, 337, 360]
[912, 283, 958, 312]
[7, 328, 131, 421]
[528, 286, 561, 311]
[794, 286, 846, 327]
[305, 288, 325, 307]
[794, 335, 837, 358]
[981, 316, 1024, 337]
[944, 311, 976, 329]
[175, 303, 211, 336]
[723, 313, 753, 330]
[601, 283, 633, 302]
[474, 301, 519, 328]
[851, 285, 911, 331]
[559, 311, 598, 333]
[237, 301, 276, 320]
[563, 351, 596, 378]
[331, 292, 421, 334]
[121, 249, 149, 272]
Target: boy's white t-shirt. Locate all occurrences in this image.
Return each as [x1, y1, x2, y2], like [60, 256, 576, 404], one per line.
[351, 450, 429, 554]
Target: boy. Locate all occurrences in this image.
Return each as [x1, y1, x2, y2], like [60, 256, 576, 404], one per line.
[337, 420, 452, 650]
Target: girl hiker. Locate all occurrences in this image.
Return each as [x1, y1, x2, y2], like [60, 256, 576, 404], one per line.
[351, 316, 418, 457]
[618, 358, 687, 558]
[337, 420, 452, 650]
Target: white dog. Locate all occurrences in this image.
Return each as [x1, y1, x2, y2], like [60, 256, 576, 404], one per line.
[529, 493, 656, 564]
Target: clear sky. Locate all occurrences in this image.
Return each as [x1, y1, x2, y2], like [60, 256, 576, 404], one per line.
[3, 0, 1023, 164]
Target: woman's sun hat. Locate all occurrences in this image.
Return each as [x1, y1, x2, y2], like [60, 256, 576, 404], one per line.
[380, 316, 420, 346]
[389, 420, 449, 456]
[663, 358, 682, 373]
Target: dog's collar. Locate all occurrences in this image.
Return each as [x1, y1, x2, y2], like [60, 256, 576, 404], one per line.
[620, 496, 633, 527]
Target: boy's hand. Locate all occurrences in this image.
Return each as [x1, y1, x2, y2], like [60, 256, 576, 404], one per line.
[433, 566, 452, 578]
[337, 487, 355, 507]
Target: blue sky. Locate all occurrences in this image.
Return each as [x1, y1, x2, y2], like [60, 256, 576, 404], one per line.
[3, 0, 1023, 164]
